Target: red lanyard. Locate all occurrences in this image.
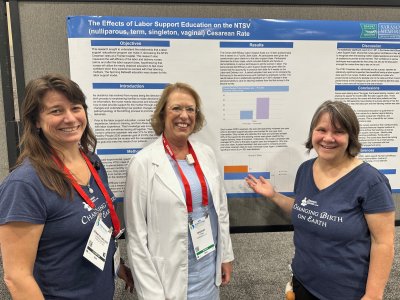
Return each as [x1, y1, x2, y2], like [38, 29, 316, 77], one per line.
[52, 149, 121, 237]
[162, 134, 208, 213]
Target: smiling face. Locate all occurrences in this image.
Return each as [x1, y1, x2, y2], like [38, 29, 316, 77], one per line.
[163, 90, 196, 146]
[36, 90, 87, 151]
[312, 112, 350, 164]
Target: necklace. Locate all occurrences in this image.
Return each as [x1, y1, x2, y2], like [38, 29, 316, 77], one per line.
[87, 183, 94, 194]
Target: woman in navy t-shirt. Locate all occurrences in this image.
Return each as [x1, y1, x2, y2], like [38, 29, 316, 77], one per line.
[246, 100, 394, 300]
[0, 74, 134, 299]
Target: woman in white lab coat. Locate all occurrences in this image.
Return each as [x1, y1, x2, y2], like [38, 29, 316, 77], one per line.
[124, 82, 234, 300]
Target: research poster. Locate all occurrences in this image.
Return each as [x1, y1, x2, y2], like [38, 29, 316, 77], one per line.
[67, 17, 400, 206]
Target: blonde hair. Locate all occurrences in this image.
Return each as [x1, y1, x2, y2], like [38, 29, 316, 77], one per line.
[150, 82, 206, 135]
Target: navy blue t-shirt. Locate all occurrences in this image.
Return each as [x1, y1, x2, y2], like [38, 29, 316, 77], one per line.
[291, 158, 394, 300]
[0, 157, 117, 300]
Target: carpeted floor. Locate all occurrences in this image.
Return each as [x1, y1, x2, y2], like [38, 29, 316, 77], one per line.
[1, 228, 399, 299]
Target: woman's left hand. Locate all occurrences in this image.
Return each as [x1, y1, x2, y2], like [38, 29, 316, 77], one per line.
[221, 262, 233, 286]
[117, 262, 135, 293]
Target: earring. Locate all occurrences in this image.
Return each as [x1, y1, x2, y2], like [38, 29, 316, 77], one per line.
[36, 128, 41, 134]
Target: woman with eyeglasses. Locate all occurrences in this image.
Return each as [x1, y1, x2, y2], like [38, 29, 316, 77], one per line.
[124, 82, 234, 300]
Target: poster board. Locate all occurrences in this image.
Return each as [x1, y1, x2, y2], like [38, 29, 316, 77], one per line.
[5, 2, 400, 229]
[67, 16, 400, 227]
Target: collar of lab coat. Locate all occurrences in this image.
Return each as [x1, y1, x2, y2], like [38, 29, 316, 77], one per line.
[149, 135, 215, 208]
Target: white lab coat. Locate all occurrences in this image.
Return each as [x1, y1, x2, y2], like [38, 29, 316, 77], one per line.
[124, 136, 234, 300]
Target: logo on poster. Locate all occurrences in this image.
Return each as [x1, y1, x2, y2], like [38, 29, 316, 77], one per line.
[360, 23, 377, 39]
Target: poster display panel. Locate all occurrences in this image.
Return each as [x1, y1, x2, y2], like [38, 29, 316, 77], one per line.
[67, 17, 400, 210]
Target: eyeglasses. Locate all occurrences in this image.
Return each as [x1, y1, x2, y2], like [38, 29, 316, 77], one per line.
[168, 105, 198, 115]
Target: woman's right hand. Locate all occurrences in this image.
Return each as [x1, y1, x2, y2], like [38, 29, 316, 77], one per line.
[0, 222, 45, 300]
[246, 174, 294, 215]
[245, 174, 276, 199]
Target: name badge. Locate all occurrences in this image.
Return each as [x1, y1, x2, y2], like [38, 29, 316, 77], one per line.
[189, 216, 215, 260]
[83, 213, 112, 270]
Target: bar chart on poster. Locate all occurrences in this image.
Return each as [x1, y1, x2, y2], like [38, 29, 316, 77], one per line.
[222, 86, 288, 122]
[222, 151, 296, 198]
[223, 97, 270, 121]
